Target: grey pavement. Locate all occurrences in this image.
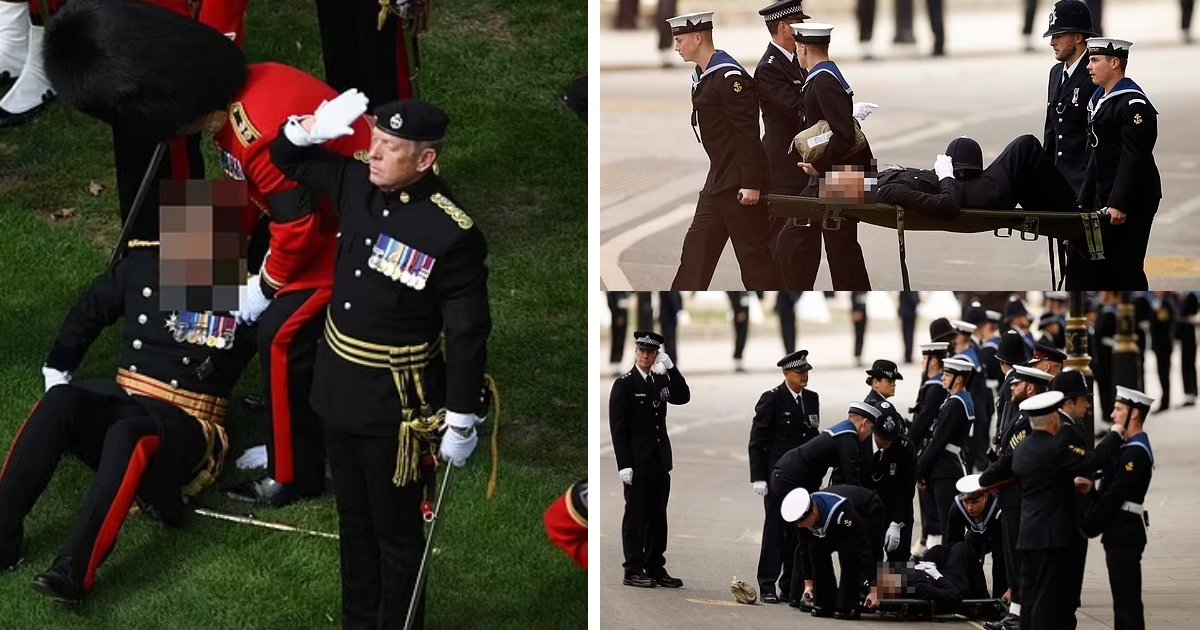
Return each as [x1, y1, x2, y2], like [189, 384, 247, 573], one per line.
[598, 309, 1200, 628]
[599, 0, 1200, 290]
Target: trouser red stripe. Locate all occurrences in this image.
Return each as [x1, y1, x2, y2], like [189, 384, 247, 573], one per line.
[84, 435, 160, 591]
[269, 287, 331, 483]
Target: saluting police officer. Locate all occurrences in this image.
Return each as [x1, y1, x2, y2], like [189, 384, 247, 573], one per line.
[1074, 37, 1162, 289]
[1082, 386, 1155, 630]
[749, 349, 821, 603]
[608, 332, 691, 589]
[271, 96, 492, 628]
[865, 404, 917, 563]
[1044, 0, 1099, 195]
[0, 242, 255, 604]
[916, 357, 975, 551]
[781, 484, 885, 619]
[776, 23, 874, 290]
[1010, 391, 1125, 630]
[667, 11, 778, 290]
[979, 364, 1054, 630]
[754, 0, 811, 253]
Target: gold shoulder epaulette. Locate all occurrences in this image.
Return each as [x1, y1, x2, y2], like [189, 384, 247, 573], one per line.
[353, 150, 370, 164]
[127, 240, 160, 249]
[431, 193, 473, 229]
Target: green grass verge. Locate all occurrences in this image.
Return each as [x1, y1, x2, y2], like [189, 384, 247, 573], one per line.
[0, 0, 586, 627]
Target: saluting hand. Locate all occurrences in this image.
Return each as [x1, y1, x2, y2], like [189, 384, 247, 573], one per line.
[737, 189, 760, 205]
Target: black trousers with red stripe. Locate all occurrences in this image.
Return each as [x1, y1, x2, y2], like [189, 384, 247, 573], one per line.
[113, 124, 205, 242]
[256, 289, 327, 492]
[324, 424, 426, 630]
[0, 384, 204, 592]
[315, 0, 415, 107]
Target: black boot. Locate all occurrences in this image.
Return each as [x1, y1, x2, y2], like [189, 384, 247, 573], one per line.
[648, 570, 683, 588]
[622, 571, 655, 588]
[224, 476, 320, 508]
[31, 556, 84, 605]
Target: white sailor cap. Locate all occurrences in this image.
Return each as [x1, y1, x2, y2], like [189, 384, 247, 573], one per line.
[951, 319, 977, 334]
[848, 400, 881, 421]
[1115, 385, 1155, 410]
[790, 22, 834, 44]
[781, 487, 814, 523]
[1012, 364, 1055, 385]
[1086, 37, 1133, 59]
[955, 473, 983, 495]
[1019, 390, 1065, 416]
[986, 310, 1003, 323]
[920, 342, 950, 356]
[1044, 291, 1069, 302]
[667, 11, 715, 35]
[943, 358, 975, 374]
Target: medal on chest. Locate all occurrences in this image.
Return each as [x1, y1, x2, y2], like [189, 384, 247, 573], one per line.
[367, 232, 436, 290]
[165, 311, 237, 349]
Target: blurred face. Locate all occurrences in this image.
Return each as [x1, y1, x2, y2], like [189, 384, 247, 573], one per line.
[1037, 360, 1062, 377]
[785, 370, 810, 391]
[797, 508, 819, 528]
[1087, 54, 1121, 87]
[1014, 315, 1030, 330]
[820, 168, 866, 202]
[635, 347, 657, 371]
[1111, 402, 1134, 428]
[923, 355, 942, 376]
[873, 378, 896, 398]
[368, 127, 437, 190]
[1011, 380, 1034, 402]
[674, 33, 702, 63]
[874, 433, 893, 450]
[963, 494, 987, 520]
[1050, 32, 1085, 62]
[1062, 395, 1089, 421]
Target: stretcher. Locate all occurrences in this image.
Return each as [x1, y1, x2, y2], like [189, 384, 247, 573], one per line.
[874, 597, 1006, 621]
[766, 195, 1107, 289]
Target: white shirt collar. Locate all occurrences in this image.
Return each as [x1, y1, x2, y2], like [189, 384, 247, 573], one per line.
[786, 382, 804, 398]
[636, 366, 650, 380]
[1063, 52, 1084, 80]
[871, 436, 883, 455]
[770, 41, 796, 63]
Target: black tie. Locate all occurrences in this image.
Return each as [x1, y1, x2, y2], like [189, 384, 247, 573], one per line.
[1057, 68, 1068, 99]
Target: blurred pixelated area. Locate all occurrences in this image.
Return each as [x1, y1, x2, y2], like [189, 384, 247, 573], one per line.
[159, 180, 248, 312]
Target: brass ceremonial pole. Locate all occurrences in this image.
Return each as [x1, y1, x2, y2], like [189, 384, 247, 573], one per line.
[1064, 291, 1095, 448]
[1112, 292, 1143, 391]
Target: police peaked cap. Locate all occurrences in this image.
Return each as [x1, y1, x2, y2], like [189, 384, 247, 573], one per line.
[373, 100, 450, 141]
[44, 0, 248, 142]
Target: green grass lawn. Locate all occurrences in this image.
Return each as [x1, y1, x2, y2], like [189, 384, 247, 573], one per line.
[0, 0, 587, 627]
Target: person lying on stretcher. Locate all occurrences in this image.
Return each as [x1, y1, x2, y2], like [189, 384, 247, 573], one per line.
[876, 541, 1005, 619]
[817, 135, 1078, 221]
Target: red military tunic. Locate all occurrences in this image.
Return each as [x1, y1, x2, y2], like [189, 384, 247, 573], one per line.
[28, 0, 247, 45]
[214, 62, 371, 299]
[544, 481, 588, 570]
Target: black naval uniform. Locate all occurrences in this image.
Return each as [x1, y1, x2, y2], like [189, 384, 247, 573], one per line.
[749, 381, 820, 597]
[1149, 293, 1177, 409]
[1012, 429, 1123, 630]
[609, 364, 691, 581]
[1045, 53, 1094, 194]
[943, 493, 1006, 597]
[916, 390, 972, 541]
[728, 292, 750, 364]
[864, 433, 917, 562]
[1083, 432, 1153, 630]
[607, 292, 632, 365]
[0, 247, 254, 599]
[776, 61, 873, 290]
[776, 291, 801, 354]
[1182, 293, 1199, 404]
[910, 371, 947, 539]
[798, 484, 885, 613]
[1095, 303, 1119, 419]
[851, 292, 868, 362]
[754, 42, 808, 253]
[671, 50, 777, 290]
[659, 292, 683, 365]
[899, 293, 920, 363]
[979, 407, 1031, 614]
[1059, 412, 1093, 625]
[1075, 78, 1162, 289]
[271, 119, 492, 630]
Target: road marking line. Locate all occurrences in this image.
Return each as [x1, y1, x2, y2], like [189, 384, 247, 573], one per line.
[686, 599, 744, 607]
[1157, 194, 1200, 225]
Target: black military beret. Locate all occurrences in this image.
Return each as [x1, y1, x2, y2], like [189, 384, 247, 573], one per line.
[373, 100, 450, 141]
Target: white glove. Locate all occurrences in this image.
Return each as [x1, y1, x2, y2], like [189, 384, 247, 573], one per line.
[884, 521, 903, 552]
[934, 154, 955, 180]
[283, 88, 368, 146]
[915, 561, 943, 580]
[852, 101, 879, 121]
[619, 468, 633, 485]
[654, 351, 674, 370]
[236, 445, 269, 470]
[752, 481, 768, 496]
[42, 366, 72, 392]
[439, 411, 482, 467]
[232, 275, 271, 325]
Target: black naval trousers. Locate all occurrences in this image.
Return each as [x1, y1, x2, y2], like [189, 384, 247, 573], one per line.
[1152, 319, 1174, 409]
[659, 291, 681, 365]
[315, 0, 414, 107]
[325, 425, 426, 630]
[776, 220, 872, 290]
[728, 292, 749, 361]
[607, 292, 629, 364]
[776, 291, 799, 354]
[1105, 545, 1145, 630]
[670, 191, 778, 290]
[1000, 508, 1023, 606]
[918, 485, 942, 539]
[654, 0, 678, 51]
[1182, 319, 1197, 401]
[756, 490, 797, 597]
[1020, 548, 1073, 630]
[113, 125, 205, 241]
[621, 461, 671, 575]
[256, 289, 328, 493]
[0, 385, 204, 591]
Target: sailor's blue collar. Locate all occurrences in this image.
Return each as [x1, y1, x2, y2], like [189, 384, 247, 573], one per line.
[1123, 432, 1154, 466]
[803, 60, 852, 94]
[954, 493, 998, 533]
[807, 491, 847, 537]
[824, 418, 857, 437]
[693, 50, 747, 86]
[950, 390, 976, 420]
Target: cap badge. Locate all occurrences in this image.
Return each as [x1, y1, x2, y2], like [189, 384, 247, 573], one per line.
[1048, 10, 1057, 26]
[390, 113, 403, 130]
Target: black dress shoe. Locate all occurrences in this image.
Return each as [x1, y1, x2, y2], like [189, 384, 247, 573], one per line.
[811, 606, 834, 618]
[649, 571, 683, 588]
[224, 476, 319, 508]
[788, 599, 801, 608]
[984, 613, 1020, 630]
[622, 573, 656, 588]
[833, 609, 862, 620]
[31, 556, 84, 605]
[761, 592, 779, 604]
